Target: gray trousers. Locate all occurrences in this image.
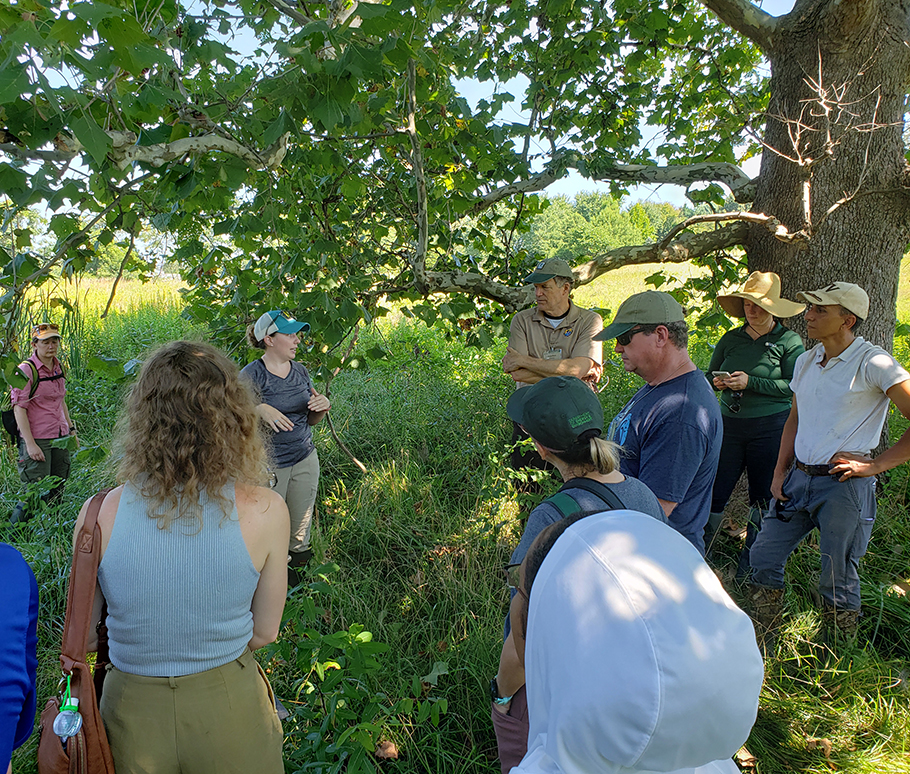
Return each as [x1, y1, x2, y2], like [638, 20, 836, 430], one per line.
[750, 467, 875, 610]
[272, 450, 319, 553]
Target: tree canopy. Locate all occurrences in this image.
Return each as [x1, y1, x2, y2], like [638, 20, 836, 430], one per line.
[2, 0, 908, 378]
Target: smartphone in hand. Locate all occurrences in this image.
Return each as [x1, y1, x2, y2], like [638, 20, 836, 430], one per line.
[712, 371, 731, 380]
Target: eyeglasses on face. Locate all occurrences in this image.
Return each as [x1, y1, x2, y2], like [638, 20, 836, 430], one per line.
[503, 563, 529, 601]
[616, 326, 652, 347]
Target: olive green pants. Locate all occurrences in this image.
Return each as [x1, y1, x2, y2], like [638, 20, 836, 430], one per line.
[99, 649, 284, 774]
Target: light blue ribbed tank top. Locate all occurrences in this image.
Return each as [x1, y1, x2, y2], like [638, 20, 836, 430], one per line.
[98, 481, 260, 677]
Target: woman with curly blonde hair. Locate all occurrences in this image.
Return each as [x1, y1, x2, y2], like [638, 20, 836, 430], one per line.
[73, 341, 289, 774]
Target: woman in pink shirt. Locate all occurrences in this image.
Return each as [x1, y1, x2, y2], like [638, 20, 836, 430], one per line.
[9, 323, 76, 524]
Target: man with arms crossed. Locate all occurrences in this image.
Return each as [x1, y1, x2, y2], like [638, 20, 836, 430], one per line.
[503, 258, 603, 471]
[596, 291, 722, 554]
[749, 282, 910, 645]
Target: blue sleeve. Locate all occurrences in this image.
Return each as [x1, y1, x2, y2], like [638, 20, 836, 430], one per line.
[503, 502, 561, 641]
[636, 420, 710, 505]
[0, 544, 39, 769]
[510, 502, 562, 567]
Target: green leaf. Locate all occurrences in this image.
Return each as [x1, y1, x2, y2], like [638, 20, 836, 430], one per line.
[2, 357, 28, 390]
[0, 65, 30, 105]
[87, 355, 125, 381]
[420, 661, 448, 686]
[49, 435, 79, 451]
[0, 164, 30, 203]
[70, 114, 112, 166]
[73, 445, 108, 465]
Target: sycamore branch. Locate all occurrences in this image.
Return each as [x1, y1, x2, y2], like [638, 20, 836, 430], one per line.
[406, 59, 430, 295]
[108, 131, 291, 171]
[101, 230, 137, 319]
[574, 222, 751, 285]
[586, 161, 757, 203]
[698, 0, 778, 52]
[468, 168, 566, 216]
[261, 0, 315, 25]
[466, 160, 758, 217]
[420, 223, 752, 312]
[2, 131, 291, 172]
[657, 211, 809, 251]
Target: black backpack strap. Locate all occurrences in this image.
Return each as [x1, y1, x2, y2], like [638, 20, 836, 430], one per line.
[557, 477, 628, 512]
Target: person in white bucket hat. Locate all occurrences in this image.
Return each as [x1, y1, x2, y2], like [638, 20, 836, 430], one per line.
[508, 509, 763, 774]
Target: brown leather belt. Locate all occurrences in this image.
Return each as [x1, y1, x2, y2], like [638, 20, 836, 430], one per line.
[795, 460, 832, 476]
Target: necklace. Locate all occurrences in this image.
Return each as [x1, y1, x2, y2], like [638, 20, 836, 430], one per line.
[747, 321, 774, 339]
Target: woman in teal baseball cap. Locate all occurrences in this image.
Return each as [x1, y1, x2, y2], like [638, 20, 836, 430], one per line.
[242, 311, 330, 582]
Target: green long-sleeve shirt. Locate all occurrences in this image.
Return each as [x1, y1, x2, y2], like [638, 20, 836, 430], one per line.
[707, 323, 805, 418]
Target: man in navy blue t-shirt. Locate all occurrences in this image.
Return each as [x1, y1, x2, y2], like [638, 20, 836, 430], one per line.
[596, 291, 722, 554]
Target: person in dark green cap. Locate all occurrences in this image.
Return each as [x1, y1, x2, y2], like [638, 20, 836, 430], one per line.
[503, 258, 604, 474]
[490, 375, 665, 773]
[595, 290, 721, 555]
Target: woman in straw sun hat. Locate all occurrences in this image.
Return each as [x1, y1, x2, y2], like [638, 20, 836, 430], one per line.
[705, 272, 805, 577]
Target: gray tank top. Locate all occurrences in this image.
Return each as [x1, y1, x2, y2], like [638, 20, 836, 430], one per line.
[98, 481, 260, 677]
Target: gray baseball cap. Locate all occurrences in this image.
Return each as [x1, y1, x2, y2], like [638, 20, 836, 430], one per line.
[524, 258, 575, 285]
[594, 291, 685, 341]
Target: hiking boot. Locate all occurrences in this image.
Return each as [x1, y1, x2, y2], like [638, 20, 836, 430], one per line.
[748, 584, 784, 655]
[820, 604, 860, 647]
[704, 511, 725, 560]
[9, 501, 29, 525]
[287, 548, 313, 588]
[735, 507, 764, 583]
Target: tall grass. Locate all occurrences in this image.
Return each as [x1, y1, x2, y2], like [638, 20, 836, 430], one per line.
[4, 270, 910, 773]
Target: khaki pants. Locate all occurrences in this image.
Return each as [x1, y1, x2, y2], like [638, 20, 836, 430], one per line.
[272, 450, 319, 553]
[18, 437, 70, 486]
[100, 649, 284, 774]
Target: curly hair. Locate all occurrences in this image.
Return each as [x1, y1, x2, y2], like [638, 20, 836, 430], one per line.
[116, 341, 268, 529]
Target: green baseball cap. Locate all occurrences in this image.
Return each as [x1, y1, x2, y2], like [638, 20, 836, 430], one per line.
[524, 258, 575, 285]
[594, 291, 685, 341]
[507, 376, 603, 451]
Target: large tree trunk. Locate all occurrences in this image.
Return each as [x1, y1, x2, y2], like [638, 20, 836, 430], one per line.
[747, 0, 910, 351]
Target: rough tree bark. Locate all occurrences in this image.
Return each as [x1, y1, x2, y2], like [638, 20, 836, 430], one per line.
[710, 0, 910, 350]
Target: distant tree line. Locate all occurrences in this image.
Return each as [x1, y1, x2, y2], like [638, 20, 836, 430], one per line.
[519, 193, 717, 264]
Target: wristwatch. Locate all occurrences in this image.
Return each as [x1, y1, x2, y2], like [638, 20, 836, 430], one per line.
[490, 676, 513, 706]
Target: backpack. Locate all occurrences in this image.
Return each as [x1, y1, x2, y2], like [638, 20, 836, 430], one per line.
[2, 360, 66, 443]
[545, 477, 627, 519]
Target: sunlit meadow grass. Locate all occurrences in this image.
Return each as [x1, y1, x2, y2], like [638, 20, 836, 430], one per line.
[3, 267, 910, 773]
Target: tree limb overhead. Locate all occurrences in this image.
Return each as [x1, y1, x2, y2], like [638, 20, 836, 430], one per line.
[586, 161, 757, 203]
[698, 0, 778, 53]
[421, 223, 752, 312]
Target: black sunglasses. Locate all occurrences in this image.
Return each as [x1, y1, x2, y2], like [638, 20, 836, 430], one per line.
[616, 326, 651, 347]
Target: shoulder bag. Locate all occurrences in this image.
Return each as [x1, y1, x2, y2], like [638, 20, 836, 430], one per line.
[37, 488, 116, 774]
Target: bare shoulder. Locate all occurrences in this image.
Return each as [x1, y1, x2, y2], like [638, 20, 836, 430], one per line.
[73, 485, 125, 553]
[235, 483, 289, 524]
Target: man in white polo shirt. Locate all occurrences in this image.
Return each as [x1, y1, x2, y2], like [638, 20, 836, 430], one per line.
[749, 282, 910, 647]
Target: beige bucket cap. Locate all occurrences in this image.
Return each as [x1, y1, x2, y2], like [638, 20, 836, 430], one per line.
[717, 271, 805, 319]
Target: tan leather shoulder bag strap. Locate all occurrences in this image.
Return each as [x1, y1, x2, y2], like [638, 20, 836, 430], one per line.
[60, 488, 113, 673]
